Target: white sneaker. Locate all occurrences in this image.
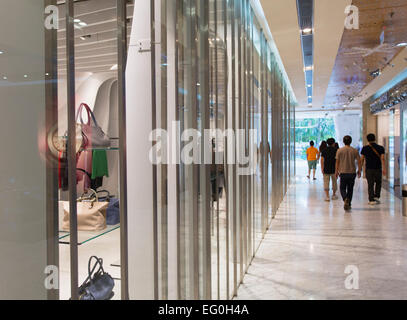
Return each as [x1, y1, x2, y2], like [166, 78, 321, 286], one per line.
[368, 201, 377, 206]
[332, 195, 338, 200]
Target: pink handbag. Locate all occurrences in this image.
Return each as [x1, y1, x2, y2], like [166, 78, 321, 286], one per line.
[77, 103, 110, 149]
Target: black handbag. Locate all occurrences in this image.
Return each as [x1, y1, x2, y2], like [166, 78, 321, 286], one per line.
[77, 256, 115, 300]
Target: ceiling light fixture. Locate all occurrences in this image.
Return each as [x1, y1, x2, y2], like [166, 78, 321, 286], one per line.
[304, 65, 313, 72]
[0, 51, 4, 55]
[78, 21, 88, 27]
[110, 64, 118, 70]
[302, 28, 312, 34]
[80, 35, 92, 41]
[3, 76, 7, 80]
[397, 42, 407, 47]
[24, 75, 28, 78]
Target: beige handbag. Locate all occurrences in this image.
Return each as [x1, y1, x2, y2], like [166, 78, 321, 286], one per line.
[62, 190, 109, 232]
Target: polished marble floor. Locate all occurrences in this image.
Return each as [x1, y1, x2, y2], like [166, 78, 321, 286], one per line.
[236, 165, 407, 300]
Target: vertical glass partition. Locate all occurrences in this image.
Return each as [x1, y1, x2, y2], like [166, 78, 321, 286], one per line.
[0, 0, 296, 300]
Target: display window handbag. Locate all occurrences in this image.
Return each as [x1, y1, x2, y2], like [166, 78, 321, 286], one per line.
[48, 102, 109, 161]
[76, 256, 115, 300]
[78, 103, 111, 149]
[62, 189, 109, 232]
[97, 190, 120, 226]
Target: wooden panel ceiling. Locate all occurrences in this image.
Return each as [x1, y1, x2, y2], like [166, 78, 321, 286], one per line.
[324, 0, 407, 107]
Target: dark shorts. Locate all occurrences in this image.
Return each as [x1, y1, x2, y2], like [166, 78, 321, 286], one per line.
[308, 160, 317, 170]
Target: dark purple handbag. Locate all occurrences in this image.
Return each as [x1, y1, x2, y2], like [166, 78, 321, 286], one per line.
[97, 190, 120, 225]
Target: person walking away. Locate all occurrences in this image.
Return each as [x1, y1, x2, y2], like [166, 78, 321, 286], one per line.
[319, 141, 328, 154]
[335, 136, 362, 211]
[306, 141, 320, 180]
[321, 138, 338, 202]
[360, 134, 386, 205]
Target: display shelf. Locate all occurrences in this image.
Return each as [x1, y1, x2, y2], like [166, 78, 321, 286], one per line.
[59, 224, 120, 245]
[92, 147, 119, 151]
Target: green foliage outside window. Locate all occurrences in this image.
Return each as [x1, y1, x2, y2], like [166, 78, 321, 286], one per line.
[295, 118, 336, 160]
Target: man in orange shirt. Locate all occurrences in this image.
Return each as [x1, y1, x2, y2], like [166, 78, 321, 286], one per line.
[306, 141, 320, 180]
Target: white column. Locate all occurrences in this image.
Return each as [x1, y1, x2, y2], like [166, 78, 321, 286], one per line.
[334, 114, 362, 149]
[126, 0, 155, 299]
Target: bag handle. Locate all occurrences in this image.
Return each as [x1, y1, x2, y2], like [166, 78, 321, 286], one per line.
[78, 103, 101, 128]
[78, 256, 105, 292]
[76, 103, 91, 125]
[96, 189, 111, 201]
[77, 188, 98, 205]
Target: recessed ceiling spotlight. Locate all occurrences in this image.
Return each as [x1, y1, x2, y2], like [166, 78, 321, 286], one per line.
[45, 73, 50, 76]
[24, 74, 28, 78]
[110, 64, 118, 70]
[80, 35, 92, 41]
[0, 50, 4, 55]
[3, 76, 7, 80]
[397, 42, 407, 47]
[307, 84, 312, 88]
[304, 66, 313, 72]
[302, 28, 313, 34]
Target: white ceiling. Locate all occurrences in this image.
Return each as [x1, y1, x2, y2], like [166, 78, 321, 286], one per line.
[56, 0, 134, 75]
[313, 0, 352, 110]
[259, 0, 307, 107]
[259, 0, 361, 114]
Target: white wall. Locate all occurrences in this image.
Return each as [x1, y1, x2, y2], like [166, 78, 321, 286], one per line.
[334, 114, 361, 148]
[377, 112, 390, 147]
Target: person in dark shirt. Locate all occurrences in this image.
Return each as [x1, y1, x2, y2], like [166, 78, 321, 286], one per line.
[360, 134, 386, 205]
[321, 138, 338, 201]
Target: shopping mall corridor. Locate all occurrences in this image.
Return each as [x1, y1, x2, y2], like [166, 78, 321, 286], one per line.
[236, 163, 407, 300]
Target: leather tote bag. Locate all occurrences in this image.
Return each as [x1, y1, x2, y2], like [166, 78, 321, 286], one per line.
[62, 190, 108, 231]
[78, 103, 111, 149]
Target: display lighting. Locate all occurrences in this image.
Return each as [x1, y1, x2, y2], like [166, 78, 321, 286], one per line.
[370, 81, 407, 113]
[304, 65, 313, 72]
[80, 35, 92, 41]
